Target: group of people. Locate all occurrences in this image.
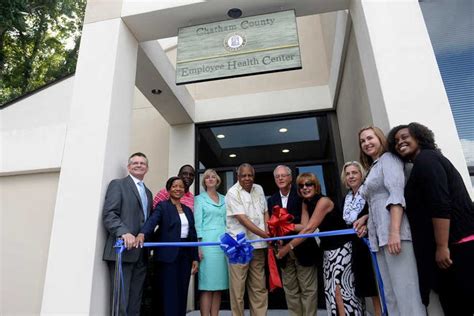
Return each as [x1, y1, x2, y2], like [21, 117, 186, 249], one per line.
[102, 122, 474, 316]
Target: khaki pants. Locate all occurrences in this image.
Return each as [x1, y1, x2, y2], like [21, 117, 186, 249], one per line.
[281, 251, 318, 316]
[228, 248, 268, 316]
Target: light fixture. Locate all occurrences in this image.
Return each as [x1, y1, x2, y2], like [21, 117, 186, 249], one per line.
[227, 8, 242, 19]
[217, 134, 225, 139]
[151, 89, 162, 95]
[279, 128, 288, 133]
[282, 149, 290, 153]
[229, 154, 237, 158]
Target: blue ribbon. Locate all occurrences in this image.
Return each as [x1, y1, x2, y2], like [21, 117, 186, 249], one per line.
[251, 228, 357, 243]
[220, 232, 254, 264]
[362, 238, 388, 316]
[135, 229, 357, 266]
[112, 239, 126, 316]
[112, 229, 388, 315]
[114, 238, 125, 254]
[141, 228, 357, 250]
[216, 229, 358, 265]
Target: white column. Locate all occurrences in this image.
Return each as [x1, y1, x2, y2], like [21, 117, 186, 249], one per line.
[350, 0, 471, 192]
[169, 123, 195, 178]
[41, 18, 138, 314]
[168, 124, 196, 310]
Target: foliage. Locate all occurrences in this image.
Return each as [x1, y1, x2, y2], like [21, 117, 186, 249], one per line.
[0, 0, 86, 106]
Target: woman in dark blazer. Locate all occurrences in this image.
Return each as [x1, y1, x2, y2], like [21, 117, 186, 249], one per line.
[136, 176, 199, 316]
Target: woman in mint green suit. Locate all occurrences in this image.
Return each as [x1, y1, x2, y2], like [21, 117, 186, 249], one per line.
[195, 169, 228, 316]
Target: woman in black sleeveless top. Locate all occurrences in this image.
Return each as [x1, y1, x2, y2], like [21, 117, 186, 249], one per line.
[276, 172, 363, 315]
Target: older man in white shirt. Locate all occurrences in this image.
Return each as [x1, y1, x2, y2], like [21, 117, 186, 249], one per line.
[226, 163, 270, 316]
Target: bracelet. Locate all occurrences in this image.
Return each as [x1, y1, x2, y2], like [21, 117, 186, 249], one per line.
[289, 243, 294, 250]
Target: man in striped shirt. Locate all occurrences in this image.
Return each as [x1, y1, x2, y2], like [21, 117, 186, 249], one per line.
[152, 164, 195, 211]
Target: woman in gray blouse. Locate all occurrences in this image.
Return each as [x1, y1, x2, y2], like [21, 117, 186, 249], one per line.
[357, 126, 425, 316]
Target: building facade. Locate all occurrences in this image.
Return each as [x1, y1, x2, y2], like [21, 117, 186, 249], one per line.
[1, 0, 471, 314]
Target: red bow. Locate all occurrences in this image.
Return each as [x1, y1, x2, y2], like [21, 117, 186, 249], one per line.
[266, 206, 296, 292]
[268, 206, 296, 237]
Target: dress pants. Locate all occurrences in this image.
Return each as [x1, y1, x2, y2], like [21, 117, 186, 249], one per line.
[376, 241, 426, 316]
[228, 248, 268, 316]
[108, 250, 147, 316]
[281, 251, 318, 316]
[156, 248, 193, 316]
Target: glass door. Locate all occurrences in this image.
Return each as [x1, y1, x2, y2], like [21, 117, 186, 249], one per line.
[195, 113, 342, 310]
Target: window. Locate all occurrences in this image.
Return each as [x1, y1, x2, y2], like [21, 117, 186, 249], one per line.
[420, 0, 474, 183]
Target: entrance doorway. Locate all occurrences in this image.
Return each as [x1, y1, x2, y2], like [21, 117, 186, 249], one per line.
[195, 112, 342, 310]
[196, 113, 341, 193]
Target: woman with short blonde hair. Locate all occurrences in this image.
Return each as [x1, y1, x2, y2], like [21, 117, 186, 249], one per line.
[201, 169, 221, 190]
[340, 161, 366, 188]
[194, 169, 228, 316]
[341, 160, 382, 315]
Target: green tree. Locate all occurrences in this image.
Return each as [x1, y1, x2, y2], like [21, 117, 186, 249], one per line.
[0, 0, 86, 106]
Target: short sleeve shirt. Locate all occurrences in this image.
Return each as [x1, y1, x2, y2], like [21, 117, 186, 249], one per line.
[153, 188, 194, 211]
[225, 182, 268, 249]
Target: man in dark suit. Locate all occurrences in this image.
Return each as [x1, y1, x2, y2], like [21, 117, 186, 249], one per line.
[102, 152, 153, 316]
[268, 165, 319, 316]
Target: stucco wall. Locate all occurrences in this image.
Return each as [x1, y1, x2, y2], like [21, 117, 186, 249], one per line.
[0, 78, 170, 314]
[131, 88, 170, 193]
[0, 75, 71, 314]
[0, 77, 73, 175]
[0, 172, 59, 315]
[336, 28, 372, 164]
[320, 11, 337, 69]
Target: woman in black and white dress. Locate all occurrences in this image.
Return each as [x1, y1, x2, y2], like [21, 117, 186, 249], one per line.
[341, 161, 382, 315]
[277, 172, 363, 315]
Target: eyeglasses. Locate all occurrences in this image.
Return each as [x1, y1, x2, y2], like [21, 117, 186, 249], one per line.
[274, 174, 290, 179]
[130, 161, 147, 166]
[298, 182, 315, 189]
